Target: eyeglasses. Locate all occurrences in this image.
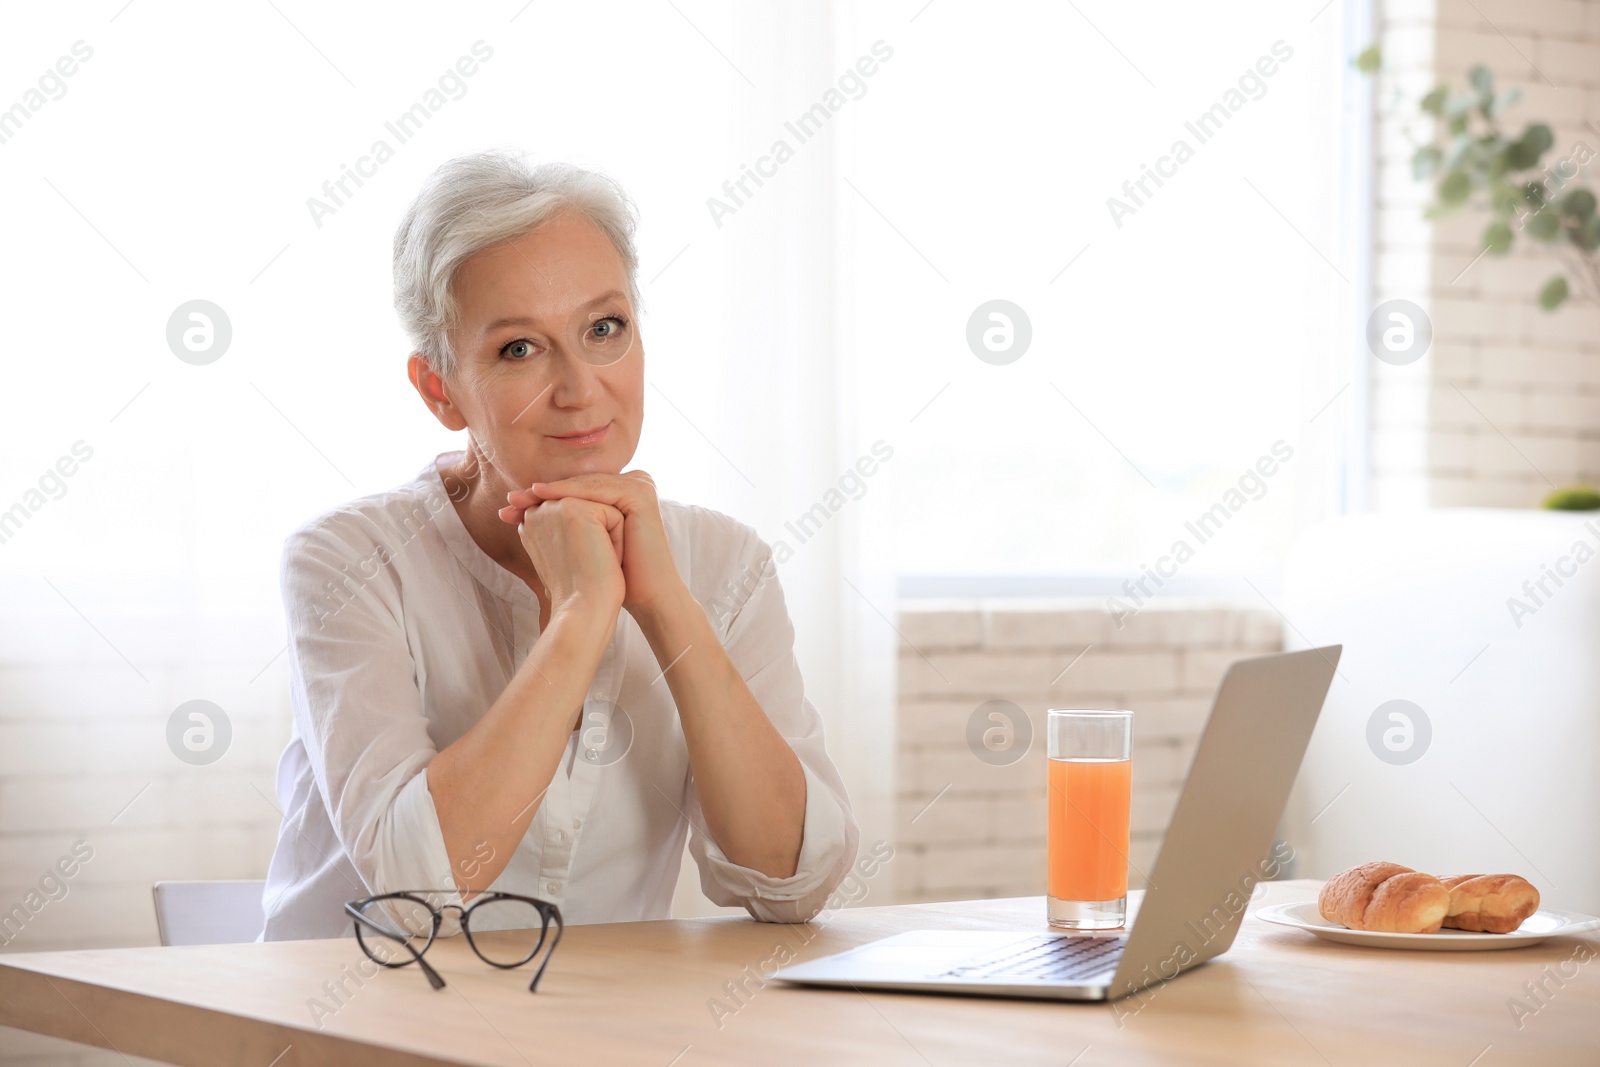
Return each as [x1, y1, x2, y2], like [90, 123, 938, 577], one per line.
[344, 890, 563, 992]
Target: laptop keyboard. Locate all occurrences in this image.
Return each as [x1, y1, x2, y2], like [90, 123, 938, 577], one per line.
[936, 934, 1125, 983]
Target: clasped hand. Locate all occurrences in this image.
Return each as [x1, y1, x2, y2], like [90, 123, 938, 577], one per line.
[497, 470, 682, 622]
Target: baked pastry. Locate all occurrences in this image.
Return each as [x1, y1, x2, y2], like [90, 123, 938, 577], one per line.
[1318, 861, 1451, 933]
[1438, 874, 1540, 933]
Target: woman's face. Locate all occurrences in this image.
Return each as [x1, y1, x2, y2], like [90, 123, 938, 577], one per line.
[419, 208, 644, 491]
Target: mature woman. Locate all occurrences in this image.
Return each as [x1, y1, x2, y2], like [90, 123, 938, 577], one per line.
[260, 150, 859, 940]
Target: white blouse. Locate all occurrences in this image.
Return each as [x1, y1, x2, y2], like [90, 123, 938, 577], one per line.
[259, 453, 859, 940]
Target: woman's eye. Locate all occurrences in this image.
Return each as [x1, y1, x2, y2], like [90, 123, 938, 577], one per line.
[501, 339, 534, 360]
[591, 317, 626, 338]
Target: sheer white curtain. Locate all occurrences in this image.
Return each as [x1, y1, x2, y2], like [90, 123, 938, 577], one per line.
[642, 0, 898, 910]
[0, 0, 894, 920]
[842, 1, 1361, 592]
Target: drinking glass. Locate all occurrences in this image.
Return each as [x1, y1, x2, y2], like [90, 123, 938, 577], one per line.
[1047, 709, 1133, 929]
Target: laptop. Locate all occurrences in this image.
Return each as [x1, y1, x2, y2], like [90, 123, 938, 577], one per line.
[773, 645, 1342, 1003]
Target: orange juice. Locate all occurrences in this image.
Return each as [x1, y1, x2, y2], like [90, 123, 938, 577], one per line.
[1047, 757, 1132, 902]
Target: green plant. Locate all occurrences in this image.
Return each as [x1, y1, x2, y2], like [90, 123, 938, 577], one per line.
[1542, 484, 1600, 511]
[1356, 46, 1599, 310]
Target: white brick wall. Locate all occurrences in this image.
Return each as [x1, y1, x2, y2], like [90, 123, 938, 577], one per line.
[892, 601, 1282, 905]
[1370, 0, 1600, 509]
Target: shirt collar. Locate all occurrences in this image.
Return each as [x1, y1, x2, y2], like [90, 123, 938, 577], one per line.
[418, 453, 538, 608]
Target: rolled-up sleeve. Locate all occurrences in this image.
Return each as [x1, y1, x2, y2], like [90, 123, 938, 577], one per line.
[280, 521, 461, 931]
[684, 530, 860, 922]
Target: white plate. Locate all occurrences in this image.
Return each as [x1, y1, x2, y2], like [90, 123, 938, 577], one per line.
[1256, 901, 1600, 951]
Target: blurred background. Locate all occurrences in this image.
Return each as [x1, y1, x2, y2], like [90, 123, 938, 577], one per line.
[3, 0, 1599, 1061]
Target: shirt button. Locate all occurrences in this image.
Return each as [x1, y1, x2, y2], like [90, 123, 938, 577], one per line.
[572, 818, 582, 830]
[546, 879, 562, 894]
[584, 748, 598, 761]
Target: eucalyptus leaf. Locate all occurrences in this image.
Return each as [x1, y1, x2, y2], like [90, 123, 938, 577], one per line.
[1489, 181, 1520, 214]
[1522, 123, 1554, 157]
[1505, 139, 1537, 170]
[1539, 276, 1569, 310]
[1420, 84, 1448, 116]
[1526, 210, 1561, 240]
[1488, 87, 1521, 117]
[1438, 170, 1472, 206]
[1579, 216, 1600, 252]
[1483, 220, 1513, 254]
[1412, 145, 1442, 180]
[1353, 44, 1381, 72]
[1468, 64, 1493, 101]
[1559, 188, 1597, 222]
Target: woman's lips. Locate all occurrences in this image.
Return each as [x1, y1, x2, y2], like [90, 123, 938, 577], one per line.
[549, 423, 610, 446]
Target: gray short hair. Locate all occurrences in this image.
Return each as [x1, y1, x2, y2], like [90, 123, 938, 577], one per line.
[393, 149, 641, 379]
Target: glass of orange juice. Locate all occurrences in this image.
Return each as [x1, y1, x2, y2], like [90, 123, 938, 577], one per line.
[1047, 708, 1133, 929]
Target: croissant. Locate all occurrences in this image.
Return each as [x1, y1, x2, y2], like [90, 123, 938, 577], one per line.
[1438, 874, 1540, 934]
[1318, 861, 1450, 933]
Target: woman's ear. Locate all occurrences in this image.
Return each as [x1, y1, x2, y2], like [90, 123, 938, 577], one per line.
[407, 353, 469, 432]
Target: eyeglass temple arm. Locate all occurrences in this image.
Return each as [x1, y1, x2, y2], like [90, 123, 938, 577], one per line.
[526, 918, 564, 992]
[345, 903, 447, 990]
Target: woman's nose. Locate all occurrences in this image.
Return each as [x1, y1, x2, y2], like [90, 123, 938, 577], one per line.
[548, 346, 601, 407]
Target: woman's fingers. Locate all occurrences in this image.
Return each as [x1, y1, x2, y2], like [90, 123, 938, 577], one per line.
[515, 495, 628, 615]
[503, 479, 626, 523]
[598, 499, 626, 530]
[504, 478, 638, 573]
[608, 514, 625, 565]
[506, 471, 652, 511]
[499, 496, 623, 529]
[522, 473, 643, 512]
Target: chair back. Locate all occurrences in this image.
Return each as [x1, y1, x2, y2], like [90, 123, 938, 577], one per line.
[152, 880, 267, 946]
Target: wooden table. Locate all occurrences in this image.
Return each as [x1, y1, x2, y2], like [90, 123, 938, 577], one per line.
[1, 879, 1595, 1065]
